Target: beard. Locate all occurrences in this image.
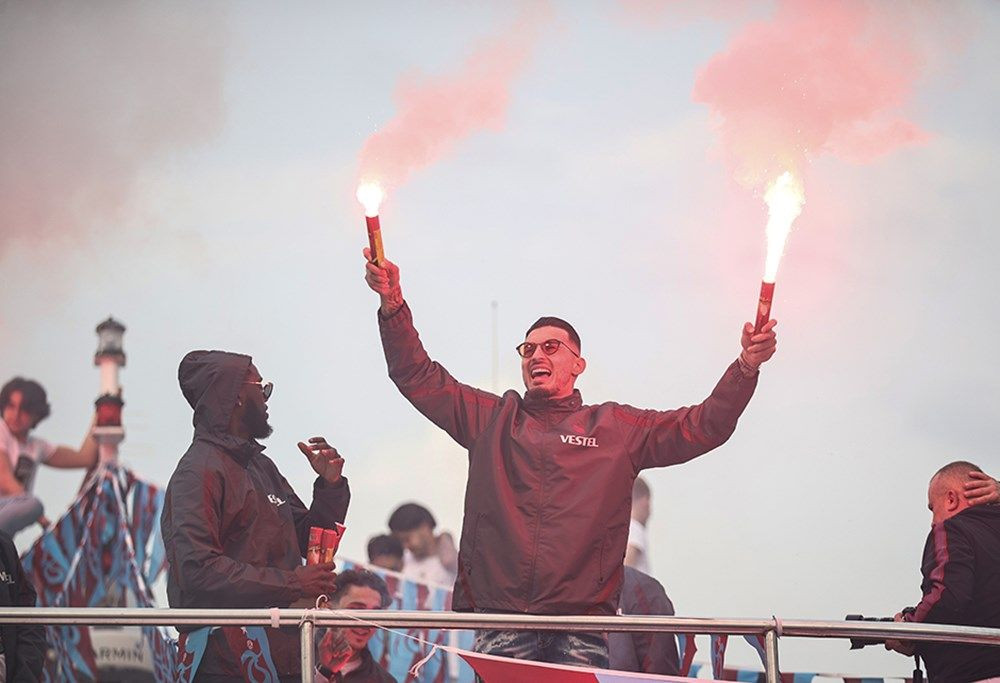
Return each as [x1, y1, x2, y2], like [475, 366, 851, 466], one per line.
[243, 401, 273, 440]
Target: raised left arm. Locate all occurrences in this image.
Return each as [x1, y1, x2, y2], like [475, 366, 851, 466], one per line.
[964, 470, 1000, 506]
[46, 420, 98, 469]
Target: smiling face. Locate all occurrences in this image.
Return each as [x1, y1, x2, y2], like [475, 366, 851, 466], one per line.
[333, 584, 384, 651]
[520, 325, 586, 400]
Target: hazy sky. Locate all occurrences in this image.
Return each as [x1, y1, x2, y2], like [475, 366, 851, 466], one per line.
[3, 1, 998, 675]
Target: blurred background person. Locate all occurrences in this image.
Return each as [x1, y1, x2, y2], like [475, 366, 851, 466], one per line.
[387, 502, 457, 586]
[0, 377, 97, 536]
[624, 476, 651, 573]
[609, 566, 679, 675]
[366, 534, 404, 573]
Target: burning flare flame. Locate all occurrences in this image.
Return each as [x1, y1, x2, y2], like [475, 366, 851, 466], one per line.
[762, 171, 805, 283]
[356, 182, 385, 218]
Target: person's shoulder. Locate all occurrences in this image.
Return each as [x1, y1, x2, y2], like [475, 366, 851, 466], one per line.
[950, 505, 1000, 533]
[597, 400, 650, 419]
[170, 441, 228, 481]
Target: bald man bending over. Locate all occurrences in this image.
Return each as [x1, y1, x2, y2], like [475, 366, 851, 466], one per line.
[886, 461, 1000, 683]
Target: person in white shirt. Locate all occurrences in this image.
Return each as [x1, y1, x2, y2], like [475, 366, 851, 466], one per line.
[625, 476, 651, 574]
[0, 378, 98, 536]
[387, 502, 457, 587]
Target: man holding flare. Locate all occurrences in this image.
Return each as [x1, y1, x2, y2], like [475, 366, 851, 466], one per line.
[363, 248, 777, 668]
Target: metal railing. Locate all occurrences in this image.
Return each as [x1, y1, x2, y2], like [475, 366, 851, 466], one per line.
[3, 608, 1000, 682]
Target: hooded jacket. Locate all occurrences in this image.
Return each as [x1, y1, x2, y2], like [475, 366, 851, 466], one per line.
[161, 350, 350, 678]
[379, 302, 757, 615]
[908, 504, 1000, 683]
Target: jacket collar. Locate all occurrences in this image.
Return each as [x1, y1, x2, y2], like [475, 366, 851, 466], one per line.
[522, 388, 583, 413]
[195, 431, 265, 466]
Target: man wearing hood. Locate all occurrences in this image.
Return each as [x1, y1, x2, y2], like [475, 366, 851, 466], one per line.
[363, 251, 776, 668]
[162, 350, 351, 681]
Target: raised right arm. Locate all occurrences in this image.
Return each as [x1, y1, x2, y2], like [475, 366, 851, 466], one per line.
[365, 250, 500, 449]
[379, 302, 501, 449]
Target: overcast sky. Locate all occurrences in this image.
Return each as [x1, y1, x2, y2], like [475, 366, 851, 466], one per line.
[3, 1, 998, 675]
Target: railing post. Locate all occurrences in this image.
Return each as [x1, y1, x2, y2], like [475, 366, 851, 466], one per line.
[764, 628, 780, 683]
[300, 619, 314, 682]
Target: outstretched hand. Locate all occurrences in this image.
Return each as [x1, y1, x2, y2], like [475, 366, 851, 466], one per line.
[740, 319, 777, 369]
[363, 247, 403, 315]
[298, 437, 345, 486]
[964, 471, 1000, 506]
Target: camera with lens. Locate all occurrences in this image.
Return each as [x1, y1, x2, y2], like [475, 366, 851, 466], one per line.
[845, 608, 915, 649]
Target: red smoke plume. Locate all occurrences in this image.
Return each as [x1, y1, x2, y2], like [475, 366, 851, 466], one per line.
[356, 5, 552, 191]
[0, 4, 226, 251]
[693, 0, 930, 188]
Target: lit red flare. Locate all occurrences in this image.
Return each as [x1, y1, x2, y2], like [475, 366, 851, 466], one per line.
[357, 182, 386, 267]
[753, 172, 804, 333]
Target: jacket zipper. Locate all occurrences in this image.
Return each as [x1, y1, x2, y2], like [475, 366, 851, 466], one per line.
[526, 411, 552, 602]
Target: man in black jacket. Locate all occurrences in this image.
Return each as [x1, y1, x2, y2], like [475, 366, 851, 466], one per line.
[162, 350, 351, 681]
[0, 530, 45, 681]
[886, 461, 1000, 683]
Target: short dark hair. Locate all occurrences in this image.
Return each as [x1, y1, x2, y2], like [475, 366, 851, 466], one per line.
[388, 503, 435, 533]
[367, 534, 403, 562]
[330, 569, 392, 608]
[933, 460, 983, 483]
[0, 378, 51, 427]
[526, 317, 581, 352]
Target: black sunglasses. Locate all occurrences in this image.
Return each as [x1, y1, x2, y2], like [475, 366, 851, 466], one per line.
[515, 339, 579, 359]
[245, 380, 273, 401]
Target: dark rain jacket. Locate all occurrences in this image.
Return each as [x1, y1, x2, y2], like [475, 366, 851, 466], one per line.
[907, 505, 1000, 683]
[161, 350, 350, 678]
[0, 531, 45, 682]
[319, 647, 396, 683]
[609, 567, 680, 675]
[379, 302, 757, 615]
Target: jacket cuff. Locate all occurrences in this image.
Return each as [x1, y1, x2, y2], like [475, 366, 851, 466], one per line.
[314, 475, 348, 491]
[726, 358, 758, 386]
[377, 300, 411, 329]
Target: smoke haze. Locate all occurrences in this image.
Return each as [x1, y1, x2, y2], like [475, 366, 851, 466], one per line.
[356, 4, 552, 191]
[692, 0, 936, 188]
[0, 2, 228, 252]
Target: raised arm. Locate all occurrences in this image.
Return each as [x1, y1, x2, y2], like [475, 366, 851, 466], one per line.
[964, 470, 1000, 506]
[289, 437, 351, 555]
[622, 320, 776, 471]
[364, 250, 501, 449]
[46, 418, 98, 469]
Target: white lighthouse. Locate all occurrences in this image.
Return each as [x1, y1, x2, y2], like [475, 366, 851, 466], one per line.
[93, 317, 126, 464]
